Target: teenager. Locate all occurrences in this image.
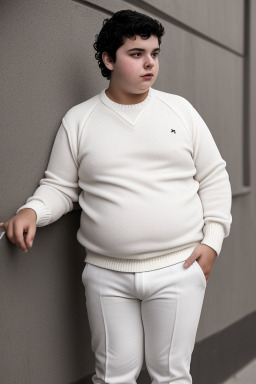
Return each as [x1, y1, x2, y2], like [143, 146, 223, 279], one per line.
[0, 9, 232, 384]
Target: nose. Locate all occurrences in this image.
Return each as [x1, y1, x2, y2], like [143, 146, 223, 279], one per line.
[144, 55, 155, 68]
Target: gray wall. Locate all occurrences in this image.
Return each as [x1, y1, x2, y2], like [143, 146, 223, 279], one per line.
[1, 1, 255, 383]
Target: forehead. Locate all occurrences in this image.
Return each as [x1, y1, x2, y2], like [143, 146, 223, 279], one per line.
[121, 34, 159, 49]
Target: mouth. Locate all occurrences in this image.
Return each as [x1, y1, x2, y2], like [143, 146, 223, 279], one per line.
[141, 73, 154, 79]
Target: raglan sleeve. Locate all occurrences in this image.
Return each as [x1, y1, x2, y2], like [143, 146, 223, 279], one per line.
[189, 103, 232, 258]
[16, 117, 82, 226]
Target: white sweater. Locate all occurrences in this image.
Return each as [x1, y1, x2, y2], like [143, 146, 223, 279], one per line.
[17, 87, 232, 272]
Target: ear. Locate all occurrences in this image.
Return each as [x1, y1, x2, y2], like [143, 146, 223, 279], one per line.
[102, 51, 114, 71]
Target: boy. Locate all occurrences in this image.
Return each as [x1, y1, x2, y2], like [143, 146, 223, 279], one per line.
[0, 9, 232, 384]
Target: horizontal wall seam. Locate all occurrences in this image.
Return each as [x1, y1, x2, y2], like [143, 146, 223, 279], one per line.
[73, 0, 244, 56]
[72, 0, 113, 16]
[125, 0, 244, 56]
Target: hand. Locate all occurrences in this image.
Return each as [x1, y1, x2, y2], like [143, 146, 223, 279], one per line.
[183, 244, 217, 282]
[0, 208, 37, 253]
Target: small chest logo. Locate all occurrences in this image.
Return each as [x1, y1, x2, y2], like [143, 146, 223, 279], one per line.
[170, 129, 176, 134]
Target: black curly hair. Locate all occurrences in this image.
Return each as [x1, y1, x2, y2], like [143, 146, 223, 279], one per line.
[93, 9, 165, 80]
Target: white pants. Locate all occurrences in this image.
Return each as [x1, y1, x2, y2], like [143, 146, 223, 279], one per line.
[82, 259, 207, 384]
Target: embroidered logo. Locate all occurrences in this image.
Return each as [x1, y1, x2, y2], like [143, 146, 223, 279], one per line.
[170, 129, 176, 134]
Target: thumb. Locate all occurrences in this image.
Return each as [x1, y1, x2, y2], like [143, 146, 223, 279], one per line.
[25, 226, 36, 249]
[184, 249, 199, 268]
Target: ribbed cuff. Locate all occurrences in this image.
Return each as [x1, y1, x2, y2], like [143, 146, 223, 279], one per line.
[200, 222, 225, 258]
[16, 200, 51, 227]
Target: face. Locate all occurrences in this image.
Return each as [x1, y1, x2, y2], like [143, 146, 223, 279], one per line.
[102, 34, 160, 95]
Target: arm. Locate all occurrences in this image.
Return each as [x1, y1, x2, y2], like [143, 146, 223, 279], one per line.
[184, 103, 232, 276]
[1, 121, 81, 252]
[16, 121, 81, 226]
[191, 104, 232, 257]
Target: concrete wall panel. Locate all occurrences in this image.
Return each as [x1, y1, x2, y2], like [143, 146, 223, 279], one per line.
[1, 1, 110, 383]
[143, 0, 244, 53]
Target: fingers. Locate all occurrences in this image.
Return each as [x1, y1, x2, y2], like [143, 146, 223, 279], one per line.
[2, 221, 20, 250]
[25, 225, 36, 249]
[0, 222, 6, 232]
[184, 248, 199, 268]
[13, 221, 29, 253]
[184, 259, 193, 268]
[0, 219, 35, 253]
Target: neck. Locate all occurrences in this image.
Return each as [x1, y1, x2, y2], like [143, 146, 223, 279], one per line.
[105, 84, 150, 105]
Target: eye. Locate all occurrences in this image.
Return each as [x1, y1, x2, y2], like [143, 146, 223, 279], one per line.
[130, 52, 160, 58]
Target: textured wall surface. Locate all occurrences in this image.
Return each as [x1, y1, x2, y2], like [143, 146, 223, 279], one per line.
[1, 0, 255, 383]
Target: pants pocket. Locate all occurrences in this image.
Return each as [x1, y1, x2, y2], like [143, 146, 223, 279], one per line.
[194, 260, 207, 287]
[82, 263, 89, 285]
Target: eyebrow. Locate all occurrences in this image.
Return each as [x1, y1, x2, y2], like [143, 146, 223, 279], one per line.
[127, 47, 161, 52]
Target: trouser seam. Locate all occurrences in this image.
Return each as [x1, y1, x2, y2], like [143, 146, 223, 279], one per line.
[100, 281, 108, 382]
[168, 280, 178, 379]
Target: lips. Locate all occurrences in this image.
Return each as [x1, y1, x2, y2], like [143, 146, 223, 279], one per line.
[142, 73, 153, 77]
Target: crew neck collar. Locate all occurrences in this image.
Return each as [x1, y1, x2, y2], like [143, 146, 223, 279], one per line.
[99, 87, 154, 111]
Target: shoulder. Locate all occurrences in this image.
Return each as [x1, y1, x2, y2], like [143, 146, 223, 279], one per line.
[152, 88, 193, 111]
[62, 92, 101, 132]
[152, 88, 194, 124]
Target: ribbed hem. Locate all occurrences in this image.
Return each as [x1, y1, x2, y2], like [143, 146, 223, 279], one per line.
[99, 87, 154, 111]
[16, 200, 51, 227]
[201, 222, 225, 258]
[84, 245, 199, 272]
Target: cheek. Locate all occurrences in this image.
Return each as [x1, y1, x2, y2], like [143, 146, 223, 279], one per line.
[117, 59, 140, 77]
[126, 63, 139, 77]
